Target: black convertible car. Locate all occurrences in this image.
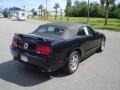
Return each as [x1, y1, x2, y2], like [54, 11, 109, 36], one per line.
[10, 23, 106, 74]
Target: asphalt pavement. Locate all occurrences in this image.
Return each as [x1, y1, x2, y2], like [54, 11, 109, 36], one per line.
[0, 18, 120, 90]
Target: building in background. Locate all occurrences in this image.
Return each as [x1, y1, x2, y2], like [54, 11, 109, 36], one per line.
[9, 10, 27, 21]
[35, 10, 65, 16]
[0, 13, 4, 18]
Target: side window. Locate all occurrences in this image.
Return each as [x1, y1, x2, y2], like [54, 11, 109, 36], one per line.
[86, 26, 94, 35]
[83, 27, 89, 35]
[77, 27, 86, 36]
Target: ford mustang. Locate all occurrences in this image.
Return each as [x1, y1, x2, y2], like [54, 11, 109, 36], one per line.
[10, 23, 106, 74]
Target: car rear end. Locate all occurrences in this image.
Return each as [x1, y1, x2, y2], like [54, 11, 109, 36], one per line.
[10, 33, 64, 72]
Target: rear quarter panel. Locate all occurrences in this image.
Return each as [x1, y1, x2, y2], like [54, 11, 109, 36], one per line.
[52, 38, 84, 63]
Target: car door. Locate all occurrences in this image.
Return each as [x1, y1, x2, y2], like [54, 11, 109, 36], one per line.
[77, 26, 100, 57]
[84, 26, 100, 55]
[76, 26, 88, 57]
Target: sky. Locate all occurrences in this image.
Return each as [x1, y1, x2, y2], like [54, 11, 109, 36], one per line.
[0, 0, 120, 11]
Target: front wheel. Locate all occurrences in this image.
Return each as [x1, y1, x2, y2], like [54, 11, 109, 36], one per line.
[98, 38, 105, 52]
[64, 51, 80, 74]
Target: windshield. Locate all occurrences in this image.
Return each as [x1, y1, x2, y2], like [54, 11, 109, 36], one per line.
[34, 25, 65, 35]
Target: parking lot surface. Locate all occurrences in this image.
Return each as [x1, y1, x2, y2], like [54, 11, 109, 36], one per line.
[0, 18, 120, 90]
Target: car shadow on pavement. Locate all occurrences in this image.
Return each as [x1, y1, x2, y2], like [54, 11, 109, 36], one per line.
[0, 60, 67, 87]
[0, 52, 98, 87]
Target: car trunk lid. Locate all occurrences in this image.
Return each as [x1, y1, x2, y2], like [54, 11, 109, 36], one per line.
[14, 33, 53, 54]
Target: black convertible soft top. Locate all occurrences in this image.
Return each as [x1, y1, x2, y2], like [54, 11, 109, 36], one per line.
[34, 23, 89, 39]
[44, 23, 89, 39]
[44, 22, 88, 31]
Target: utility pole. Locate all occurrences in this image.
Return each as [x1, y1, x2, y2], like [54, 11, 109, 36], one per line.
[60, 9, 63, 20]
[46, 0, 47, 11]
[46, 0, 47, 20]
[87, 0, 90, 25]
[23, 6, 25, 11]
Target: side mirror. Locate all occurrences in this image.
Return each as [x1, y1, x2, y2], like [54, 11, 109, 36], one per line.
[93, 31, 99, 36]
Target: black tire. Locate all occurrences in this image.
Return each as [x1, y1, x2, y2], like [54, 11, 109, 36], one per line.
[13, 56, 20, 60]
[98, 38, 105, 52]
[64, 51, 80, 74]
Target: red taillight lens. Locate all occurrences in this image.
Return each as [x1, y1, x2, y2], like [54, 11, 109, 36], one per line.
[36, 45, 51, 56]
[12, 38, 18, 47]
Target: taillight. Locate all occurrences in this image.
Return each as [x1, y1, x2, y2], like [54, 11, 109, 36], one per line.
[36, 45, 51, 56]
[12, 38, 18, 47]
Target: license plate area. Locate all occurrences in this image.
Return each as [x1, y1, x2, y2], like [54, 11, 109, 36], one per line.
[21, 55, 28, 62]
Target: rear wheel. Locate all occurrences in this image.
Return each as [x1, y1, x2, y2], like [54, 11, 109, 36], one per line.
[64, 51, 80, 74]
[13, 56, 20, 60]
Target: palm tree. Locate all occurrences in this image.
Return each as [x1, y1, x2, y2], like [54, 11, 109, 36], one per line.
[42, 9, 46, 20]
[38, 5, 43, 18]
[65, 0, 72, 22]
[31, 8, 35, 17]
[23, 6, 25, 11]
[66, 7, 73, 22]
[60, 9, 63, 20]
[100, 0, 115, 25]
[54, 3, 60, 20]
[87, 0, 90, 25]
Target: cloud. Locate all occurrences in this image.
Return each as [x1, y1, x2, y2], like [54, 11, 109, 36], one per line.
[0, 0, 67, 11]
[0, 0, 119, 11]
[49, 0, 67, 11]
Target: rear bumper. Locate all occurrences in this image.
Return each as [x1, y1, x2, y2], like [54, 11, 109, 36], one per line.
[10, 45, 64, 72]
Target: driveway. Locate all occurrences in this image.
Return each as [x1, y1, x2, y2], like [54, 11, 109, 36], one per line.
[0, 18, 120, 90]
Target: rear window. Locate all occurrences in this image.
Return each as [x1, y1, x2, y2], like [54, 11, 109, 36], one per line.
[34, 25, 65, 35]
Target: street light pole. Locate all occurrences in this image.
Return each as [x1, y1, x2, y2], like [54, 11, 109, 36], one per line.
[46, 0, 47, 20]
[46, 0, 47, 11]
[87, 0, 90, 25]
[23, 6, 25, 11]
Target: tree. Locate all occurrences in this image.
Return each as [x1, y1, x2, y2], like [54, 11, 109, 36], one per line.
[90, 3, 104, 17]
[66, 7, 73, 21]
[60, 9, 63, 20]
[42, 9, 46, 20]
[23, 6, 25, 11]
[78, 1, 88, 17]
[9, 7, 22, 11]
[118, 3, 120, 8]
[65, 0, 72, 16]
[72, 1, 80, 17]
[3, 8, 9, 17]
[38, 5, 43, 18]
[54, 3, 60, 20]
[72, 1, 88, 17]
[100, 0, 115, 25]
[116, 8, 120, 18]
[65, 0, 72, 21]
[31, 8, 35, 17]
[109, 4, 117, 18]
[116, 3, 120, 18]
[64, 0, 119, 19]
[66, 0, 72, 8]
